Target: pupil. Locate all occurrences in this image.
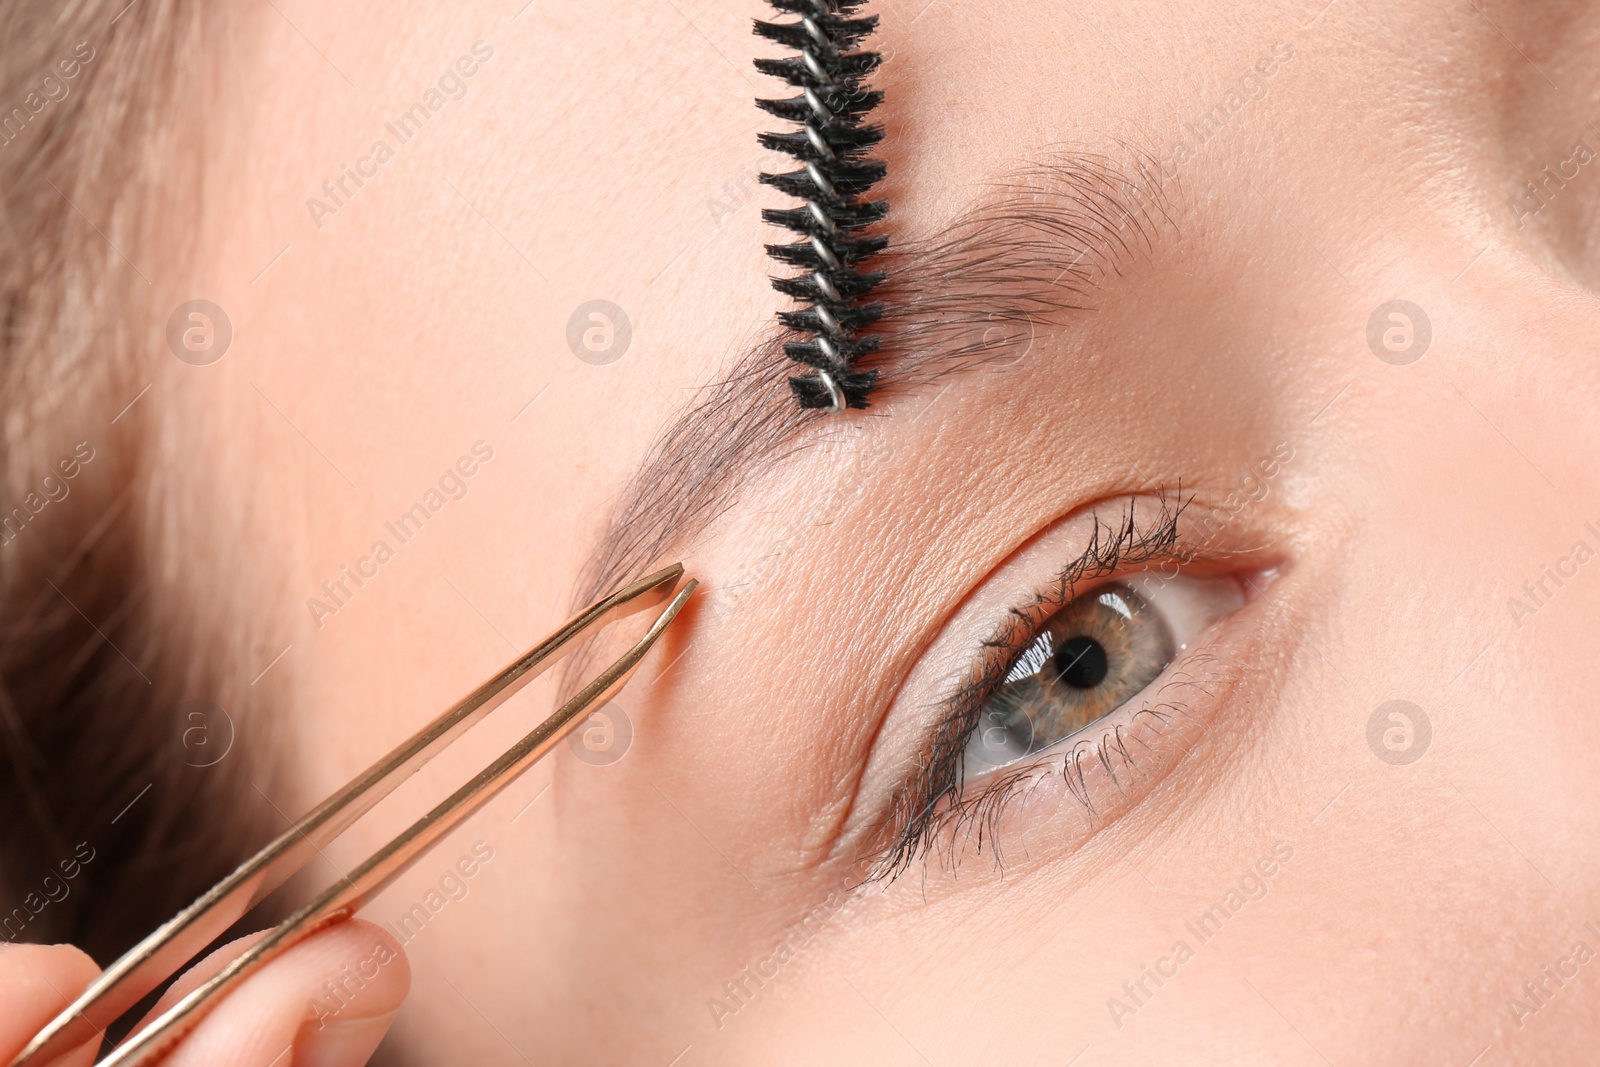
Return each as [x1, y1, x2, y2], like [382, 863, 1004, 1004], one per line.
[1054, 636, 1108, 689]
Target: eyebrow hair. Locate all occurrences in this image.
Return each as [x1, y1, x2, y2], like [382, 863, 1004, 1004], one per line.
[573, 149, 1172, 610]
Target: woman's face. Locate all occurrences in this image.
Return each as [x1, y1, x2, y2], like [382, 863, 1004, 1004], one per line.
[163, 0, 1600, 1061]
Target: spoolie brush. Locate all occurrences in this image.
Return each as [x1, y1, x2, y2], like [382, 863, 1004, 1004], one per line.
[753, 0, 890, 411]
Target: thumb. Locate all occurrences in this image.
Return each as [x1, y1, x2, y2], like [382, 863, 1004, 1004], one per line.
[132, 920, 409, 1067]
[0, 942, 101, 1067]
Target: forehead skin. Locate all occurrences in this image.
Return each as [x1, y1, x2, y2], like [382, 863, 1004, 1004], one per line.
[155, 0, 1600, 1063]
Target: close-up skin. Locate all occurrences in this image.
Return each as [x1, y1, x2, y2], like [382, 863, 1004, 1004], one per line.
[2, 0, 1600, 1064]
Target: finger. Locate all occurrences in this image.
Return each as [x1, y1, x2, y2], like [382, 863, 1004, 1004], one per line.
[0, 942, 102, 1067]
[129, 920, 408, 1067]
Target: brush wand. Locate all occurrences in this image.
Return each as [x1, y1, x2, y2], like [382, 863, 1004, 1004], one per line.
[754, 0, 891, 411]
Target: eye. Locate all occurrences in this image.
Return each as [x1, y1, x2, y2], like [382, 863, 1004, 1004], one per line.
[864, 495, 1280, 882]
[962, 572, 1245, 776]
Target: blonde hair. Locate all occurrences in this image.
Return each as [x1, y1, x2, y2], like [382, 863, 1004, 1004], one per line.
[0, 0, 273, 964]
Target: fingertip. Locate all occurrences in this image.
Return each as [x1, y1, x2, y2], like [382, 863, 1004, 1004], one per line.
[157, 919, 409, 1067]
[297, 919, 412, 1022]
[0, 942, 102, 1067]
[285, 922, 410, 1067]
[0, 939, 101, 993]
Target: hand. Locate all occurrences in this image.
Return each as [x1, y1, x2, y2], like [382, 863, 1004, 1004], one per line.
[0, 921, 409, 1067]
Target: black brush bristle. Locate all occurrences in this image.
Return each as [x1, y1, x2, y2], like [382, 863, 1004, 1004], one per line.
[754, 0, 890, 410]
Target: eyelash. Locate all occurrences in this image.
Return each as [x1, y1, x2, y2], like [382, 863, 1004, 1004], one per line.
[869, 491, 1202, 882]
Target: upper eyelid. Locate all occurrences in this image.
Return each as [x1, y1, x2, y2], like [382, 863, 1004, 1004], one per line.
[968, 494, 1198, 672]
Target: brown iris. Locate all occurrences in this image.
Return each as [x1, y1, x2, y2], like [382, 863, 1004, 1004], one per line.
[966, 583, 1176, 771]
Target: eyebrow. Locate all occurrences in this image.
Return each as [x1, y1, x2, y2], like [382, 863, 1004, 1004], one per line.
[573, 150, 1173, 610]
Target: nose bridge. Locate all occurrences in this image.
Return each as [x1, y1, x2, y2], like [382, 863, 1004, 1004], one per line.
[1342, 253, 1600, 515]
[1445, 259, 1600, 384]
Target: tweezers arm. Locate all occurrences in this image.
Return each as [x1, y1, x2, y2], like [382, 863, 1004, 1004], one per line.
[96, 577, 696, 1067]
[11, 563, 683, 1067]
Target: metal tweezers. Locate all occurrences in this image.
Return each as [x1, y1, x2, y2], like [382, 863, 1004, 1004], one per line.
[13, 564, 695, 1067]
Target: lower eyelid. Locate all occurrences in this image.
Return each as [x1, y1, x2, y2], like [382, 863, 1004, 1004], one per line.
[1010, 654, 1221, 803]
